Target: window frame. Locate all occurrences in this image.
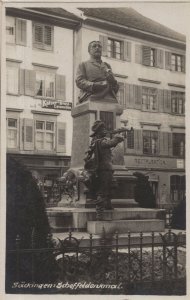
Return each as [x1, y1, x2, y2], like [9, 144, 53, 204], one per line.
[7, 117, 19, 149]
[142, 87, 158, 112]
[107, 38, 123, 60]
[33, 22, 54, 51]
[170, 175, 185, 203]
[172, 132, 185, 158]
[171, 91, 185, 115]
[6, 16, 27, 46]
[35, 120, 55, 151]
[171, 53, 183, 72]
[143, 130, 159, 155]
[35, 71, 56, 100]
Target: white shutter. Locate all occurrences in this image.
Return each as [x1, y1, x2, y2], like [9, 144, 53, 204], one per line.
[16, 19, 27, 46]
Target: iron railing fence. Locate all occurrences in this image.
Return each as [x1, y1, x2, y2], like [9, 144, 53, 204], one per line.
[6, 229, 186, 295]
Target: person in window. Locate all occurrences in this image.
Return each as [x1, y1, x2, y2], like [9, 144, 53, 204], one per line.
[84, 120, 124, 220]
[76, 41, 119, 103]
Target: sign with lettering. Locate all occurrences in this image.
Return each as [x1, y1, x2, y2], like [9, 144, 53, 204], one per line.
[177, 159, 184, 169]
[42, 100, 72, 110]
[125, 156, 185, 170]
[134, 158, 167, 167]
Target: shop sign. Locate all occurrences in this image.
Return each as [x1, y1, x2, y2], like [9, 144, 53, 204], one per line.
[42, 100, 72, 110]
[177, 159, 184, 169]
[134, 158, 167, 167]
[148, 173, 159, 181]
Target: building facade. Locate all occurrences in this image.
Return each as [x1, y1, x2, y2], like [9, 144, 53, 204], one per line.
[6, 7, 186, 208]
[6, 8, 81, 204]
[74, 8, 186, 208]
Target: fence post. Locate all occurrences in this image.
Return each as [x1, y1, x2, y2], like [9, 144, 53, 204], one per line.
[16, 234, 21, 281]
[115, 231, 119, 284]
[89, 233, 93, 264]
[128, 231, 131, 285]
[46, 233, 52, 282]
[31, 228, 35, 282]
[151, 231, 155, 285]
[140, 232, 143, 284]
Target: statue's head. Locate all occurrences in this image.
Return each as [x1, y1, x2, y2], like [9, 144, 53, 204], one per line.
[90, 120, 106, 137]
[88, 41, 102, 59]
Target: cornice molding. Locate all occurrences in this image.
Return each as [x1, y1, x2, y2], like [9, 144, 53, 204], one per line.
[138, 78, 161, 84]
[6, 8, 81, 30]
[31, 110, 60, 116]
[32, 63, 58, 70]
[168, 83, 185, 89]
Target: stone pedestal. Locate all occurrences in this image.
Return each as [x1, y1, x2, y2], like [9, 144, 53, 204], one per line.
[70, 98, 136, 207]
[71, 99, 123, 168]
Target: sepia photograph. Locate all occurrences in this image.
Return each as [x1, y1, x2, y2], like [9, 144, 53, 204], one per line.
[1, 0, 189, 298]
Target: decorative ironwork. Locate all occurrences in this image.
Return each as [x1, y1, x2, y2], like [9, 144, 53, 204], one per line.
[6, 229, 186, 294]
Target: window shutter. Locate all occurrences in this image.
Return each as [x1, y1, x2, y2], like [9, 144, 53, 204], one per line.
[181, 56, 185, 73]
[117, 82, 125, 107]
[160, 132, 169, 156]
[44, 25, 53, 50]
[163, 90, 171, 113]
[125, 83, 134, 108]
[168, 132, 172, 156]
[165, 51, 171, 70]
[142, 46, 151, 66]
[19, 69, 25, 95]
[158, 89, 164, 112]
[156, 49, 164, 68]
[56, 75, 66, 101]
[25, 70, 35, 96]
[99, 35, 108, 57]
[134, 129, 142, 154]
[57, 122, 66, 153]
[16, 19, 27, 46]
[134, 85, 142, 110]
[135, 44, 142, 64]
[23, 118, 34, 150]
[123, 41, 131, 62]
[34, 23, 43, 44]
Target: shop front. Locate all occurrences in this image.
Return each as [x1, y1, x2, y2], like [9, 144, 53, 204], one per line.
[8, 153, 71, 207]
[124, 155, 185, 209]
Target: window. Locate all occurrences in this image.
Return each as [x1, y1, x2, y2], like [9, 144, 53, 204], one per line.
[173, 133, 185, 157]
[100, 111, 114, 131]
[127, 129, 134, 149]
[35, 71, 55, 99]
[6, 16, 26, 45]
[170, 175, 185, 203]
[150, 48, 156, 67]
[35, 120, 55, 150]
[33, 23, 53, 50]
[141, 46, 163, 68]
[171, 54, 183, 72]
[143, 131, 158, 155]
[107, 38, 122, 60]
[171, 91, 185, 114]
[142, 87, 157, 111]
[7, 118, 18, 149]
[6, 66, 19, 95]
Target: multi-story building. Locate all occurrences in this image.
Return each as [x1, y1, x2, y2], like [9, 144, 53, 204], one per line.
[74, 7, 186, 208]
[5, 7, 82, 203]
[5, 7, 186, 208]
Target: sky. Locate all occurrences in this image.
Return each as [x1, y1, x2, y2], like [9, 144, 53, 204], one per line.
[127, 2, 190, 36]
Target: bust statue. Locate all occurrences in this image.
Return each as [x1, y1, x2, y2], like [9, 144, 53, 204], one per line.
[76, 41, 119, 103]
